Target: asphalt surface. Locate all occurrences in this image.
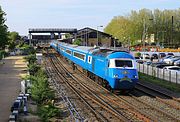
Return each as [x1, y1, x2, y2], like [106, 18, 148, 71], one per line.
[0, 56, 27, 122]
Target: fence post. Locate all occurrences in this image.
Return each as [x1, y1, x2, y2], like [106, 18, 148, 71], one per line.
[169, 70, 171, 82]
[163, 69, 164, 80]
[176, 72, 177, 84]
[143, 64, 144, 73]
[147, 65, 149, 75]
[152, 66, 153, 76]
[139, 63, 140, 71]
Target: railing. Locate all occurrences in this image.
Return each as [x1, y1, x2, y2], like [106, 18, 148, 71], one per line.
[137, 63, 180, 84]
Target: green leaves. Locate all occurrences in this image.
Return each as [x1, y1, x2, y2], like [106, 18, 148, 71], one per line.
[73, 38, 82, 45]
[104, 8, 180, 47]
[31, 69, 55, 104]
[0, 6, 8, 49]
[38, 104, 60, 122]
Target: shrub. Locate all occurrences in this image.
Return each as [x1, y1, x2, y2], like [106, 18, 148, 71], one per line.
[31, 70, 54, 104]
[135, 52, 141, 57]
[24, 54, 37, 64]
[73, 39, 81, 45]
[38, 104, 61, 122]
[28, 63, 41, 76]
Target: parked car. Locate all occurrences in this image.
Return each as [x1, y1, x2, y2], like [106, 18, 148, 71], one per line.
[174, 59, 180, 66]
[144, 61, 152, 65]
[155, 64, 173, 69]
[159, 53, 166, 58]
[151, 62, 167, 67]
[163, 66, 180, 72]
[169, 57, 180, 65]
[163, 56, 178, 64]
[167, 53, 174, 56]
[151, 53, 158, 59]
[142, 53, 150, 59]
[135, 57, 144, 64]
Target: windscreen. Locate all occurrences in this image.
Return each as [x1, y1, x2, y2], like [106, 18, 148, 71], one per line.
[115, 60, 133, 67]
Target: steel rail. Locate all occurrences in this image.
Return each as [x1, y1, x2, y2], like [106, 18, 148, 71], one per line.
[44, 56, 84, 122]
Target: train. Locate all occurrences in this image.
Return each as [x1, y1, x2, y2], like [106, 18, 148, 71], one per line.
[50, 40, 139, 91]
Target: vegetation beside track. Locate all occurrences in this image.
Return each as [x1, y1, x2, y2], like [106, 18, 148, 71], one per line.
[23, 51, 61, 121]
[139, 72, 180, 93]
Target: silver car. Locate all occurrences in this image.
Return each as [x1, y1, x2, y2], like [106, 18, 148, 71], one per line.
[174, 59, 180, 66]
[164, 56, 180, 64]
[169, 57, 180, 65]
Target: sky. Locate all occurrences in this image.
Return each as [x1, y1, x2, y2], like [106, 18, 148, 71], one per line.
[1, 0, 180, 35]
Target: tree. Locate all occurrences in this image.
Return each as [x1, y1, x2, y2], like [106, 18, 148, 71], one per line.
[0, 6, 8, 49]
[8, 31, 21, 50]
[73, 38, 82, 45]
[104, 8, 180, 48]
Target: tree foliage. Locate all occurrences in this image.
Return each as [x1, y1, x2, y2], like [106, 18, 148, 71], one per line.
[38, 104, 60, 122]
[31, 70, 54, 104]
[8, 31, 21, 50]
[0, 6, 8, 49]
[73, 38, 82, 45]
[24, 54, 37, 64]
[104, 8, 180, 48]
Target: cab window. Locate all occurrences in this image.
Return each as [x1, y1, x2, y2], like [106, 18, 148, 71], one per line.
[115, 60, 133, 67]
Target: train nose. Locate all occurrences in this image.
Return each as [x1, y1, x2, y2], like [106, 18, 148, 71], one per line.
[115, 78, 137, 90]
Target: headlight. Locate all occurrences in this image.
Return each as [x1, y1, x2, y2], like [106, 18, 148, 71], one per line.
[133, 75, 138, 78]
[114, 74, 119, 78]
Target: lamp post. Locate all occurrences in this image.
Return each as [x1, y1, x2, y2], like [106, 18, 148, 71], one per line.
[97, 25, 103, 46]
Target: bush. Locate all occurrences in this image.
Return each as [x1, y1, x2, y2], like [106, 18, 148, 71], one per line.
[73, 39, 81, 45]
[31, 70, 54, 104]
[38, 104, 61, 122]
[135, 52, 141, 57]
[0, 50, 7, 60]
[28, 63, 41, 76]
[19, 44, 36, 55]
[24, 54, 37, 64]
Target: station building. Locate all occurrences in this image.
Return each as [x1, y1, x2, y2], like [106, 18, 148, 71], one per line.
[27, 27, 121, 48]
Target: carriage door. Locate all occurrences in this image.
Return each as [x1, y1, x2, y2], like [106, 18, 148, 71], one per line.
[92, 57, 95, 72]
[105, 59, 108, 76]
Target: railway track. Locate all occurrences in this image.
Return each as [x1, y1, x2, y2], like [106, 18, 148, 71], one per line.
[69, 61, 180, 122]
[52, 51, 159, 122]
[44, 50, 127, 121]
[44, 49, 180, 122]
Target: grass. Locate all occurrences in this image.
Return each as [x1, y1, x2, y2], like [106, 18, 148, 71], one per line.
[139, 72, 180, 93]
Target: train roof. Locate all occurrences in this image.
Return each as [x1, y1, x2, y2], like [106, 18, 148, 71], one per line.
[59, 42, 93, 53]
[58, 42, 129, 57]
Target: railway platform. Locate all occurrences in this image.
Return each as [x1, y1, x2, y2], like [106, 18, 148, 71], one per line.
[0, 56, 27, 122]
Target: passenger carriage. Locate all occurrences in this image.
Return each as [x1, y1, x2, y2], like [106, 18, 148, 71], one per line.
[50, 40, 139, 91]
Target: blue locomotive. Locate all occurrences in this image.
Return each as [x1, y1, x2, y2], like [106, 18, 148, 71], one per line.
[50, 40, 138, 91]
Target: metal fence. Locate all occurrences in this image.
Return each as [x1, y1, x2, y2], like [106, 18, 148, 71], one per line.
[137, 63, 180, 84]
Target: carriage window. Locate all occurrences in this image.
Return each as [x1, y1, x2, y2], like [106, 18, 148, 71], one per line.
[115, 60, 133, 67]
[66, 49, 72, 55]
[61, 48, 65, 52]
[73, 52, 85, 61]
